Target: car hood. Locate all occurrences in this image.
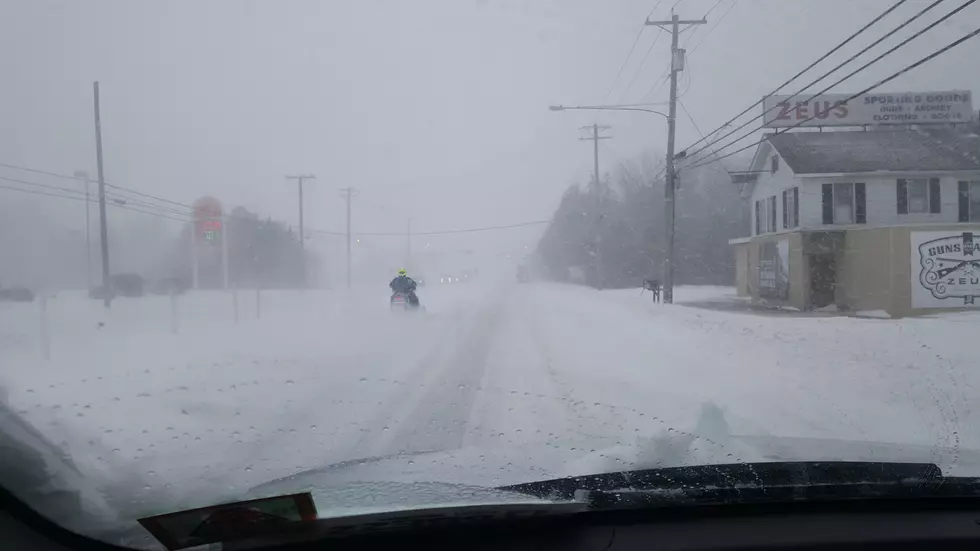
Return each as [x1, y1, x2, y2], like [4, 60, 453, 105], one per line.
[245, 401, 980, 515]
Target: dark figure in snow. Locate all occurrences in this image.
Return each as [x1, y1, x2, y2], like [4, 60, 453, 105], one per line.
[390, 269, 420, 306]
[643, 278, 661, 303]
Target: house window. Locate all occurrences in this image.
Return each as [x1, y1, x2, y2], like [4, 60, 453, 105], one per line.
[898, 178, 941, 214]
[822, 182, 866, 225]
[771, 155, 779, 174]
[834, 183, 853, 224]
[783, 187, 799, 228]
[755, 197, 777, 234]
[958, 181, 980, 222]
[767, 195, 777, 233]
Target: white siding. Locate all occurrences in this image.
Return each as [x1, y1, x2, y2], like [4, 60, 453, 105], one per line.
[799, 173, 980, 228]
[748, 150, 799, 235]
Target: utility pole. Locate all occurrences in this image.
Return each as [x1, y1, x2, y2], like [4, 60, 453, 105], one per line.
[579, 123, 612, 188]
[646, 13, 705, 304]
[286, 174, 315, 288]
[580, 124, 611, 287]
[92, 82, 111, 308]
[74, 170, 92, 290]
[339, 187, 358, 289]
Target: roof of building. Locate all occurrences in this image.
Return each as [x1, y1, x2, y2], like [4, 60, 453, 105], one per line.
[766, 128, 980, 174]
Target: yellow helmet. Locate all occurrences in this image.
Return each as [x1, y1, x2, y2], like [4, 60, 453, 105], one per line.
[397, 268, 407, 276]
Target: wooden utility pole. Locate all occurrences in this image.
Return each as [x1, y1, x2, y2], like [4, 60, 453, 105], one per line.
[580, 123, 612, 188]
[339, 187, 358, 289]
[286, 174, 315, 288]
[92, 82, 111, 308]
[645, 14, 706, 304]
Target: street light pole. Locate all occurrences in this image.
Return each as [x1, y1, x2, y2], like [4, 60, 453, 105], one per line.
[286, 174, 315, 288]
[549, 103, 670, 295]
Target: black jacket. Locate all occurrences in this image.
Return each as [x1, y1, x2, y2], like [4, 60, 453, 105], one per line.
[389, 275, 417, 294]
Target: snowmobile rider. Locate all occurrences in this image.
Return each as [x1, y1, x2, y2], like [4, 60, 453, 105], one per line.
[389, 268, 420, 306]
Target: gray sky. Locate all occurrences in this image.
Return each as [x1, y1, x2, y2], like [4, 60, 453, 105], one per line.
[2, 0, 980, 280]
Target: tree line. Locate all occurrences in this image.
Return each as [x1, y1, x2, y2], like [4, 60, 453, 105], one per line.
[536, 155, 748, 289]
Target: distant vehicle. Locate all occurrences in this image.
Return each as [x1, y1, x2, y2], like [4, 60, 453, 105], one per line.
[0, 286, 34, 302]
[110, 274, 144, 297]
[88, 285, 115, 301]
[517, 265, 529, 283]
[149, 277, 191, 296]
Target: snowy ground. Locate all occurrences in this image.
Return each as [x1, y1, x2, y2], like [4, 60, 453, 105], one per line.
[2, 282, 979, 538]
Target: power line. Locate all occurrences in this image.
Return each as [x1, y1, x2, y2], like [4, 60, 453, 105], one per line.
[0, 183, 91, 203]
[616, 29, 666, 103]
[329, 220, 551, 237]
[678, 0, 910, 155]
[683, 0, 959, 165]
[639, 0, 724, 104]
[685, 0, 949, 163]
[0, 175, 88, 197]
[0, 181, 194, 223]
[684, 24, 980, 170]
[688, 0, 739, 57]
[0, 161, 551, 238]
[0, 161, 196, 213]
[605, 0, 667, 102]
[701, 0, 726, 19]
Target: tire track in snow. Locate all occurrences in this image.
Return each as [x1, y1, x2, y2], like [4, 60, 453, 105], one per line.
[365, 289, 508, 457]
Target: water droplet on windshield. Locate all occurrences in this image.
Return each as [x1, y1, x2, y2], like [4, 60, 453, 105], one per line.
[407, 460, 415, 465]
[457, 384, 466, 389]
[285, 380, 294, 385]
[359, 377, 368, 383]
[245, 466, 253, 472]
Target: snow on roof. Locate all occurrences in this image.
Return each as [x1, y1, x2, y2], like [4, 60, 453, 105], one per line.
[766, 128, 980, 174]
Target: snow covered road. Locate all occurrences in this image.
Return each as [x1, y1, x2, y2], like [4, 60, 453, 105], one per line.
[2, 282, 980, 525]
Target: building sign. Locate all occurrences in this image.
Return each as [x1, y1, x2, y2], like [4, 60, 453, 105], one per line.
[758, 239, 789, 300]
[192, 196, 223, 245]
[763, 90, 973, 128]
[911, 231, 980, 309]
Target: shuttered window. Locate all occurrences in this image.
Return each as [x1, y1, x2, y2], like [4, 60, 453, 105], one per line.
[959, 181, 980, 222]
[822, 183, 864, 225]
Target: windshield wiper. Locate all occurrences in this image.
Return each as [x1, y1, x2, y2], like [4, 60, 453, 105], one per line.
[499, 461, 980, 510]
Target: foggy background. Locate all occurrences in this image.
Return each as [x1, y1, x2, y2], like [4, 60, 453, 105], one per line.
[2, 0, 979, 289]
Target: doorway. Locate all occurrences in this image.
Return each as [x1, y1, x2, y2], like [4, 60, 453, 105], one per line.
[808, 254, 837, 309]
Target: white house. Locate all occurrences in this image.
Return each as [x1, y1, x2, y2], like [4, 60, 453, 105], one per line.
[730, 127, 980, 316]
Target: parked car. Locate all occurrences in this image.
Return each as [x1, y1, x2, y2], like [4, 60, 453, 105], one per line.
[0, 286, 34, 302]
[149, 276, 191, 295]
[88, 285, 115, 301]
[110, 273, 144, 297]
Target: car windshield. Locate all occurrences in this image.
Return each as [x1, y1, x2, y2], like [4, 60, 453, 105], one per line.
[2, 0, 980, 548]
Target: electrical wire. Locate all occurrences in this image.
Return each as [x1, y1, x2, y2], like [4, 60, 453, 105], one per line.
[352, 220, 551, 237]
[684, 0, 971, 166]
[678, 0, 910, 155]
[688, 0, 739, 57]
[605, 0, 666, 102]
[0, 161, 197, 213]
[0, 164, 551, 237]
[0, 181, 195, 223]
[701, 0, 726, 19]
[0, 175, 88, 197]
[616, 29, 666, 103]
[683, 25, 980, 171]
